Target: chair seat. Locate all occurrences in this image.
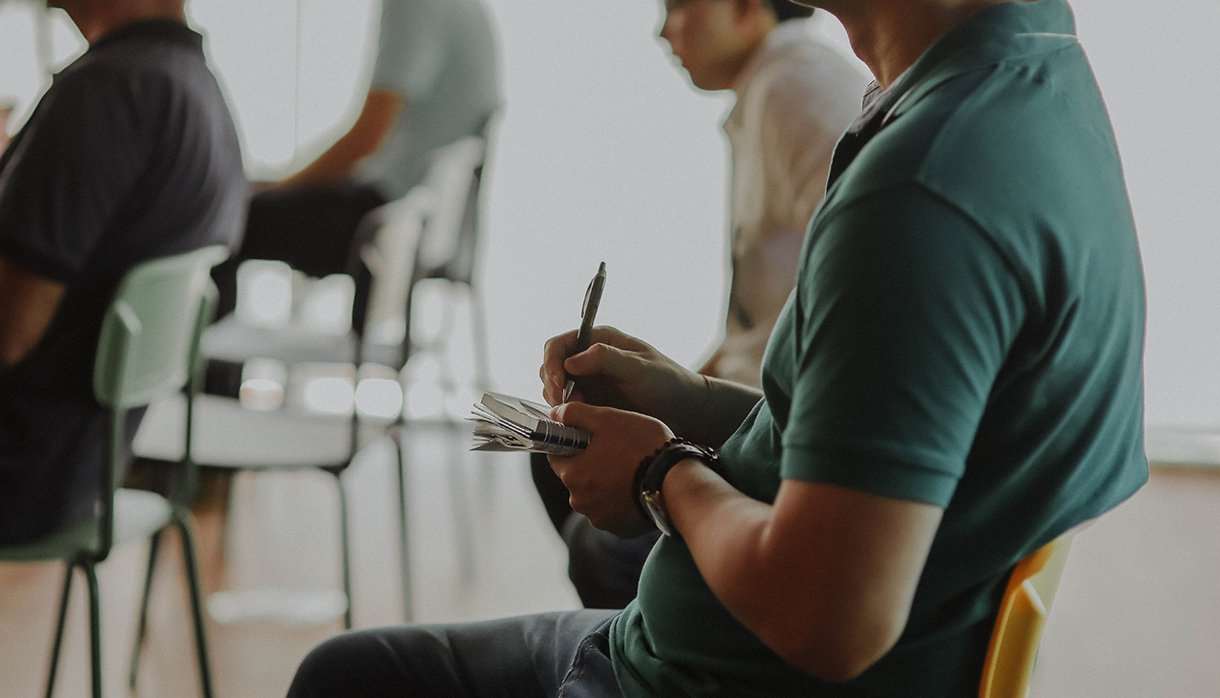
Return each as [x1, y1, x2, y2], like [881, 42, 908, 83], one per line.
[0, 489, 172, 562]
[202, 317, 403, 368]
[133, 394, 388, 470]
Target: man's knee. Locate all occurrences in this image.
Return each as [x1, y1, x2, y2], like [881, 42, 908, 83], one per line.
[288, 632, 379, 698]
[288, 626, 456, 698]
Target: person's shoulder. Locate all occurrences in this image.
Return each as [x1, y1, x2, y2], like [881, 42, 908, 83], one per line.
[52, 50, 133, 91]
[832, 42, 1104, 212]
[917, 43, 1112, 186]
[742, 35, 866, 138]
[56, 40, 196, 99]
[758, 28, 867, 99]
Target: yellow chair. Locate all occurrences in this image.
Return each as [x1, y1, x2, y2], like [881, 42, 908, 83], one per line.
[979, 533, 1075, 698]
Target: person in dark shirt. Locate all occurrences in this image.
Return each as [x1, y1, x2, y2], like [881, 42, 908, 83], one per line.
[0, 0, 246, 545]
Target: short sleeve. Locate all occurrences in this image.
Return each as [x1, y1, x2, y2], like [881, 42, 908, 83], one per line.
[0, 70, 147, 282]
[780, 185, 1026, 507]
[370, 0, 450, 98]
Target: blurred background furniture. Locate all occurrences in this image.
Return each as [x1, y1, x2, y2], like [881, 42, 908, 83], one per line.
[163, 132, 495, 626]
[0, 246, 227, 698]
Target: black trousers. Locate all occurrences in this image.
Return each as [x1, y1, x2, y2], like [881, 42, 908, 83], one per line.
[530, 453, 659, 610]
[212, 181, 387, 330]
[287, 610, 622, 698]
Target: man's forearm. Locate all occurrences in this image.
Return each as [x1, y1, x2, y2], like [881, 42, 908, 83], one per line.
[675, 375, 762, 447]
[279, 135, 370, 189]
[661, 461, 866, 679]
[0, 258, 65, 367]
[661, 460, 940, 681]
[280, 89, 402, 190]
[662, 461, 793, 652]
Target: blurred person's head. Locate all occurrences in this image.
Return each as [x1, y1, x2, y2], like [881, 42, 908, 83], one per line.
[47, 0, 186, 43]
[659, 0, 814, 91]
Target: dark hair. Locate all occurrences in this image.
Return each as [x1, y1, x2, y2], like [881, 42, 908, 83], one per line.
[765, 0, 815, 23]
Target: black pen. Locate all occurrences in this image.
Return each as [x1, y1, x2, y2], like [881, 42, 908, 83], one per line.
[564, 261, 606, 403]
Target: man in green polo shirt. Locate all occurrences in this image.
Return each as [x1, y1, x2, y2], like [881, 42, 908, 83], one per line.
[287, 1, 1147, 695]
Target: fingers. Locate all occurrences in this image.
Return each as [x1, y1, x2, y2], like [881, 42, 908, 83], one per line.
[540, 325, 646, 404]
[550, 400, 610, 431]
[592, 326, 655, 355]
[541, 330, 575, 404]
[564, 342, 638, 380]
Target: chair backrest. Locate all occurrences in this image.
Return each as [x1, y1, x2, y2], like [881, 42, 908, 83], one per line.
[978, 532, 1075, 698]
[358, 128, 493, 347]
[94, 246, 229, 408]
[91, 245, 228, 558]
[414, 135, 487, 278]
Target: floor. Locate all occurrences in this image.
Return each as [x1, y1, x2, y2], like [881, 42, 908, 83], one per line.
[1, 427, 1217, 697]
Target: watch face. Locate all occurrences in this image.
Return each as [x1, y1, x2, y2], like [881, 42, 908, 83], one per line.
[642, 490, 675, 537]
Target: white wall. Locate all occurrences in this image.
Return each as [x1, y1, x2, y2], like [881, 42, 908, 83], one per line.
[2, 1, 1217, 425]
[1071, 0, 1220, 428]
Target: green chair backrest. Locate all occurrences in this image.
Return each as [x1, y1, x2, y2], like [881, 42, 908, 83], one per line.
[91, 245, 228, 558]
[94, 246, 228, 408]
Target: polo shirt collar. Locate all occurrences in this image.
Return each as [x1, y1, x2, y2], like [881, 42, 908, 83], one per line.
[848, 0, 1077, 136]
[90, 19, 203, 54]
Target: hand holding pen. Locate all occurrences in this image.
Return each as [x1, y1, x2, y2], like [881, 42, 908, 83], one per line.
[563, 261, 607, 402]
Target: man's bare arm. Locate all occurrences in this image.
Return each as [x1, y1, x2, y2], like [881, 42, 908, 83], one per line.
[278, 89, 403, 189]
[664, 462, 942, 681]
[0, 258, 65, 368]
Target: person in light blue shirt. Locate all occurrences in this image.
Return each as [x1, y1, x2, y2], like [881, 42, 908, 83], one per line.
[357, 0, 502, 202]
[212, 0, 501, 325]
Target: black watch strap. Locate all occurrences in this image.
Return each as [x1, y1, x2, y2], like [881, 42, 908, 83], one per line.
[634, 437, 718, 535]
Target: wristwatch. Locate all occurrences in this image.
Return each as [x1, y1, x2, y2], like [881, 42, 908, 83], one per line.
[635, 438, 718, 537]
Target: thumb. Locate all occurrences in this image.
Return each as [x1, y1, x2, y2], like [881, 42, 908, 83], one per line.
[564, 342, 636, 379]
[551, 401, 614, 431]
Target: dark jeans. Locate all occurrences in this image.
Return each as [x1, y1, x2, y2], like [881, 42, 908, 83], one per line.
[530, 454, 659, 609]
[212, 181, 387, 329]
[287, 610, 622, 698]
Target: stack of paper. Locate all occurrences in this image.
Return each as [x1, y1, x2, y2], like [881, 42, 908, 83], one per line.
[470, 392, 590, 455]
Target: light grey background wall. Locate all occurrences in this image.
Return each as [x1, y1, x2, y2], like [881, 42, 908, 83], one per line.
[1, 0, 1217, 426]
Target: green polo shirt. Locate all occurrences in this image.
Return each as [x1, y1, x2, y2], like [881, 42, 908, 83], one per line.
[610, 1, 1149, 696]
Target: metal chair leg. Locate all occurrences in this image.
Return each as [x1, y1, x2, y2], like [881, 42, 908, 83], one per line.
[394, 433, 413, 621]
[434, 288, 459, 405]
[129, 530, 163, 690]
[445, 420, 476, 585]
[82, 562, 102, 698]
[467, 285, 498, 512]
[468, 284, 491, 392]
[335, 473, 354, 630]
[174, 510, 215, 698]
[44, 563, 74, 698]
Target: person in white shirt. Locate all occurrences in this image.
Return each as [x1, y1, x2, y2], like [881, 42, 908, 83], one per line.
[701, 10, 865, 385]
[530, 0, 868, 609]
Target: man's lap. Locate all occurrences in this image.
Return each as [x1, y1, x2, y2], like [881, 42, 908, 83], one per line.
[287, 609, 622, 698]
[241, 181, 386, 276]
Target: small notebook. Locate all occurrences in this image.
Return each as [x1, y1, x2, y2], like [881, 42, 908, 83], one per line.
[469, 392, 590, 455]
